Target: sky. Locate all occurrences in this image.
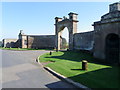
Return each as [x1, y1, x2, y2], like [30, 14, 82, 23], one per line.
[1, 1, 117, 41]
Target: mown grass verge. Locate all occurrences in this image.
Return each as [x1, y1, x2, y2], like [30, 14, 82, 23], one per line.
[39, 51, 120, 88]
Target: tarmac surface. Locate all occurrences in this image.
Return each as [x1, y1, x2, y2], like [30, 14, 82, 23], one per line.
[1, 49, 77, 88]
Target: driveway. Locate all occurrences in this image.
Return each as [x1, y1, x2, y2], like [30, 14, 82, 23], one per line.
[1, 50, 77, 88]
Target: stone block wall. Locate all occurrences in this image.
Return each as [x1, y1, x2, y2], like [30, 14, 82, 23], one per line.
[73, 31, 94, 51]
[27, 35, 56, 49]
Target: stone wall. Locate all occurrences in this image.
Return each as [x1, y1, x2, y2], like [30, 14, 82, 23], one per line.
[27, 35, 56, 49]
[73, 31, 94, 51]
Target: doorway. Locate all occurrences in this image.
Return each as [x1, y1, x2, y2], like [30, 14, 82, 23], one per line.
[106, 33, 119, 64]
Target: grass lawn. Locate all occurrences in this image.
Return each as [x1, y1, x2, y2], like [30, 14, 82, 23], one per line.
[0, 47, 53, 50]
[39, 51, 120, 88]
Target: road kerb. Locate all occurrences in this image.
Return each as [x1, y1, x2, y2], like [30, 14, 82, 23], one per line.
[44, 67, 90, 89]
[37, 56, 90, 89]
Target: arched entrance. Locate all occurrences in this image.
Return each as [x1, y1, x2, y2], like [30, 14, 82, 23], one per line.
[105, 33, 119, 64]
[60, 27, 69, 50]
[55, 12, 79, 50]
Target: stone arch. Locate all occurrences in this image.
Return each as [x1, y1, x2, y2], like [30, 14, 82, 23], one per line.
[58, 25, 70, 50]
[105, 33, 119, 64]
[55, 12, 79, 50]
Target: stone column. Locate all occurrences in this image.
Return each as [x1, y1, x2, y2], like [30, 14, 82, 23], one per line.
[55, 17, 62, 51]
[68, 12, 79, 50]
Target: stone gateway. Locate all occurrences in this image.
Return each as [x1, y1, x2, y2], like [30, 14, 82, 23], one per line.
[55, 12, 78, 50]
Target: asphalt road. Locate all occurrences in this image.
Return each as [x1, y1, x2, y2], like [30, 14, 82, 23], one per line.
[1, 50, 77, 88]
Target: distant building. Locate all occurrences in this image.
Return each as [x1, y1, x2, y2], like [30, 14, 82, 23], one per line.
[0, 41, 2, 47]
[2, 30, 56, 49]
[18, 30, 56, 49]
[2, 39, 18, 48]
